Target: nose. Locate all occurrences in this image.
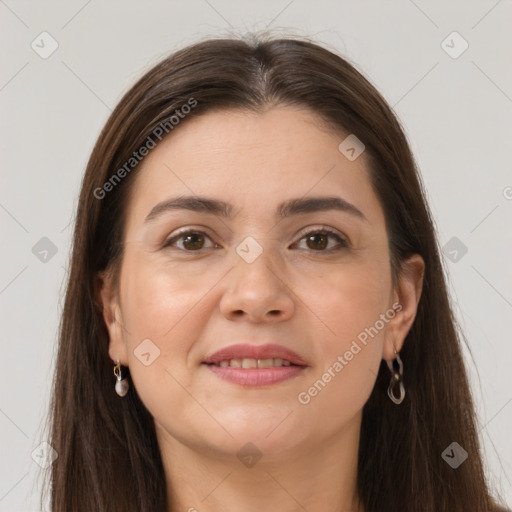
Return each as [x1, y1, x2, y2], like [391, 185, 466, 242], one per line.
[219, 249, 295, 323]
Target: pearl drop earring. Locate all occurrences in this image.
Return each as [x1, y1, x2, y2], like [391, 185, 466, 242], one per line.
[113, 359, 129, 397]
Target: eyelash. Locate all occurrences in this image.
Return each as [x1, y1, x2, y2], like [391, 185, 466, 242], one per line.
[163, 227, 349, 253]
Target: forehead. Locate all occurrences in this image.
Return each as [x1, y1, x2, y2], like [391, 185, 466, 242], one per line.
[124, 106, 384, 229]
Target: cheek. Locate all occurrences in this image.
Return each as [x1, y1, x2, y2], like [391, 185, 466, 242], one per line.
[297, 259, 390, 414]
[312, 255, 391, 346]
[117, 251, 215, 407]
[120, 248, 217, 341]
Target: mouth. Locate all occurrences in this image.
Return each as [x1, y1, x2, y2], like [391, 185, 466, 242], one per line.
[203, 357, 299, 368]
[201, 343, 309, 387]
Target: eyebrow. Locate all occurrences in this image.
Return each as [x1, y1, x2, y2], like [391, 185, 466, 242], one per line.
[144, 195, 368, 223]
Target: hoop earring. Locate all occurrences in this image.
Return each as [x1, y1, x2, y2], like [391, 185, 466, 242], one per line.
[113, 359, 129, 397]
[386, 351, 405, 405]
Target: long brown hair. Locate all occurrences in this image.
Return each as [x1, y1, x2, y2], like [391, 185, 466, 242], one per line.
[44, 33, 503, 511]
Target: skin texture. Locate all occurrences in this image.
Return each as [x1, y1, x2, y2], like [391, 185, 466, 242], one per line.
[98, 106, 424, 512]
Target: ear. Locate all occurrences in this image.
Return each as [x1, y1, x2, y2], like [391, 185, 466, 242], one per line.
[382, 253, 425, 361]
[95, 269, 129, 366]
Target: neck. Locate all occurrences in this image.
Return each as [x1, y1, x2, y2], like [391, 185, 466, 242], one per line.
[156, 412, 364, 512]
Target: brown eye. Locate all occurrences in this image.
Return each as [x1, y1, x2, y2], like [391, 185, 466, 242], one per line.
[306, 233, 328, 250]
[295, 229, 348, 252]
[181, 232, 205, 250]
[163, 230, 216, 251]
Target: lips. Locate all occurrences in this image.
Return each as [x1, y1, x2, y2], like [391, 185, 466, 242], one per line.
[202, 343, 308, 367]
[202, 343, 308, 387]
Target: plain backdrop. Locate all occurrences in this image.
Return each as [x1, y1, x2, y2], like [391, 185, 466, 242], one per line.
[1, 1, 511, 510]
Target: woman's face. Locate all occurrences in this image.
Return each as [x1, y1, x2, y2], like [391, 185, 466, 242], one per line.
[99, 106, 423, 460]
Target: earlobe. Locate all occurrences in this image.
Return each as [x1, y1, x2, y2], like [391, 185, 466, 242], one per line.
[383, 253, 425, 361]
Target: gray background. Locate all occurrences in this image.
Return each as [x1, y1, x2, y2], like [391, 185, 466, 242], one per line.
[1, 1, 511, 510]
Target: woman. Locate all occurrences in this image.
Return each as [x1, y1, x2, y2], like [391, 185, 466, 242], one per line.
[44, 34, 507, 511]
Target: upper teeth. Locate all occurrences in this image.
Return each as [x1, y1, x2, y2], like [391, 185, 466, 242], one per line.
[214, 358, 293, 368]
